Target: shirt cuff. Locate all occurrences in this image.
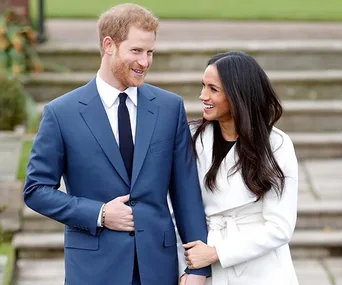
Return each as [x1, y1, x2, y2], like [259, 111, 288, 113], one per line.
[97, 204, 105, 227]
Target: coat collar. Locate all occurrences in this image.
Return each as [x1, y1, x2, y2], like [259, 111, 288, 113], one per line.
[195, 123, 257, 215]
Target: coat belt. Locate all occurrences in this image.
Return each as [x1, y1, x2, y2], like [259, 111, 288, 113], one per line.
[207, 213, 264, 284]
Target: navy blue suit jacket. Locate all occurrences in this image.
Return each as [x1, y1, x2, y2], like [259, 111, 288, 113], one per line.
[23, 78, 210, 285]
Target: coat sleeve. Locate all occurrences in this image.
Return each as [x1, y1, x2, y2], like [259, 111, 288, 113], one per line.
[168, 99, 211, 277]
[23, 104, 103, 236]
[215, 133, 298, 268]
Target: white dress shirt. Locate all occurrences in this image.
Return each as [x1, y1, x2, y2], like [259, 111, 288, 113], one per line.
[96, 72, 138, 144]
[95, 72, 138, 226]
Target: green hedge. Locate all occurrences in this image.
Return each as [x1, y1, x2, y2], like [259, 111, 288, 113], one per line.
[0, 9, 43, 76]
[0, 75, 27, 130]
[0, 242, 15, 285]
[17, 139, 33, 181]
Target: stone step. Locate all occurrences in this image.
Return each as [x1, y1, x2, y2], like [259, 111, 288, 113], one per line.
[21, 201, 342, 234]
[15, 279, 62, 284]
[186, 100, 342, 133]
[15, 259, 64, 285]
[19, 112, 342, 159]
[296, 201, 342, 230]
[0, 180, 23, 234]
[38, 40, 342, 72]
[36, 100, 342, 133]
[13, 232, 64, 259]
[290, 132, 342, 159]
[21, 207, 64, 232]
[24, 71, 342, 103]
[14, 258, 342, 285]
[0, 255, 8, 283]
[12, 230, 342, 259]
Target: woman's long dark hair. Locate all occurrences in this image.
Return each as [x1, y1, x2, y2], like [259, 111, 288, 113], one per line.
[192, 51, 285, 200]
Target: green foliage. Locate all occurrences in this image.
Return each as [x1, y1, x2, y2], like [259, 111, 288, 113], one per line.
[0, 205, 6, 245]
[29, 0, 342, 21]
[0, 242, 15, 285]
[0, 75, 27, 130]
[17, 140, 33, 180]
[0, 9, 43, 76]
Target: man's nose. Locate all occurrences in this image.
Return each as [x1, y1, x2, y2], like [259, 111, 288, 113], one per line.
[137, 54, 149, 67]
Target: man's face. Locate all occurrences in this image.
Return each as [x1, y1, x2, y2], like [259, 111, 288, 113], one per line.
[110, 26, 155, 90]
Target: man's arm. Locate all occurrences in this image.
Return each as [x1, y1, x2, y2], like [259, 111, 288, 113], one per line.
[168, 99, 211, 277]
[23, 105, 103, 236]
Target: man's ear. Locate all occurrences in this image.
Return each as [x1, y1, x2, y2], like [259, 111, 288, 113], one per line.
[103, 36, 115, 55]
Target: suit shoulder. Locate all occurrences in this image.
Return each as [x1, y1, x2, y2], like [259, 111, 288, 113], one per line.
[47, 84, 87, 110]
[143, 83, 183, 103]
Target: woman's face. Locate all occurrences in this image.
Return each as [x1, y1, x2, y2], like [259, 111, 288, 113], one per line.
[199, 64, 232, 123]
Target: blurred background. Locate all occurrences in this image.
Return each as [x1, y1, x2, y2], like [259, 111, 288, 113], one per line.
[0, 0, 342, 284]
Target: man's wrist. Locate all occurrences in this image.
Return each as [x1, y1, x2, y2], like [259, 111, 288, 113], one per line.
[101, 204, 106, 226]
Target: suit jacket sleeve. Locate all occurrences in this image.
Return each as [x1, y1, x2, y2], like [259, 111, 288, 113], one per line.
[168, 99, 211, 277]
[215, 134, 298, 268]
[23, 105, 103, 236]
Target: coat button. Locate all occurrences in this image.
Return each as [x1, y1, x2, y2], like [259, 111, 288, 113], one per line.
[129, 231, 135, 236]
[130, 200, 137, 206]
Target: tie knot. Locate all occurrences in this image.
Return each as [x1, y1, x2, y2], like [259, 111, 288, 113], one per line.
[119, 92, 128, 104]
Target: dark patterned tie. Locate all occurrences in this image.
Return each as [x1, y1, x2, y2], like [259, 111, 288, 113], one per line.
[118, 92, 134, 179]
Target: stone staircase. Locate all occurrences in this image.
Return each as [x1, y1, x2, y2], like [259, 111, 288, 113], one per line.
[14, 200, 342, 259]
[25, 40, 342, 160]
[12, 22, 342, 284]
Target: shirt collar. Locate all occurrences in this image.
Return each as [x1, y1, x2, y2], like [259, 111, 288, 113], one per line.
[96, 72, 138, 107]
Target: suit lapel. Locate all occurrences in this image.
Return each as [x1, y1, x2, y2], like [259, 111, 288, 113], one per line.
[131, 85, 158, 189]
[79, 78, 130, 186]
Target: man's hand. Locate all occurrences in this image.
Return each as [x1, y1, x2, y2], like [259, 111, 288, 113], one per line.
[103, 194, 134, 231]
[179, 273, 188, 285]
[183, 240, 218, 269]
[184, 274, 206, 285]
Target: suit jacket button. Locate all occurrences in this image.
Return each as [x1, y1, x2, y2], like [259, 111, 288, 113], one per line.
[130, 200, 136, 207]
[129, 231, 135, 236]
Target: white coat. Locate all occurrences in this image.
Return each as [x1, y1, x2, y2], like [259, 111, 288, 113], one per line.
[176, 124, 299, 285]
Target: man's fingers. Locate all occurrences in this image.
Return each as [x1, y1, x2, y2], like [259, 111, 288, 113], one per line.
[117, 194, 130, 203]
[125, 207, 133, 214]
[183, 241, 197, 249]
[125, 225, 135, 231]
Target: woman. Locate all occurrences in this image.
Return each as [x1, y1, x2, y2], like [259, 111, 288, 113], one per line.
[179, 51, 298, 285]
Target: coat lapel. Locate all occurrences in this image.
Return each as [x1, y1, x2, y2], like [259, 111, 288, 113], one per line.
[131, 85, 158, 189]
[79, 78, 130, 186]
[197, 124, 257, 215]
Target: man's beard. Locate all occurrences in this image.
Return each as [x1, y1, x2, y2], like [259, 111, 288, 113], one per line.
[111, 56, 145, 89]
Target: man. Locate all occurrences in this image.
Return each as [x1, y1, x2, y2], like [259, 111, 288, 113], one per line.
[23, 3, 210, 285]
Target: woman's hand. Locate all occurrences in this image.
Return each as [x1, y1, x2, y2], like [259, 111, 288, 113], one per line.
[183, 240, 219, 269]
